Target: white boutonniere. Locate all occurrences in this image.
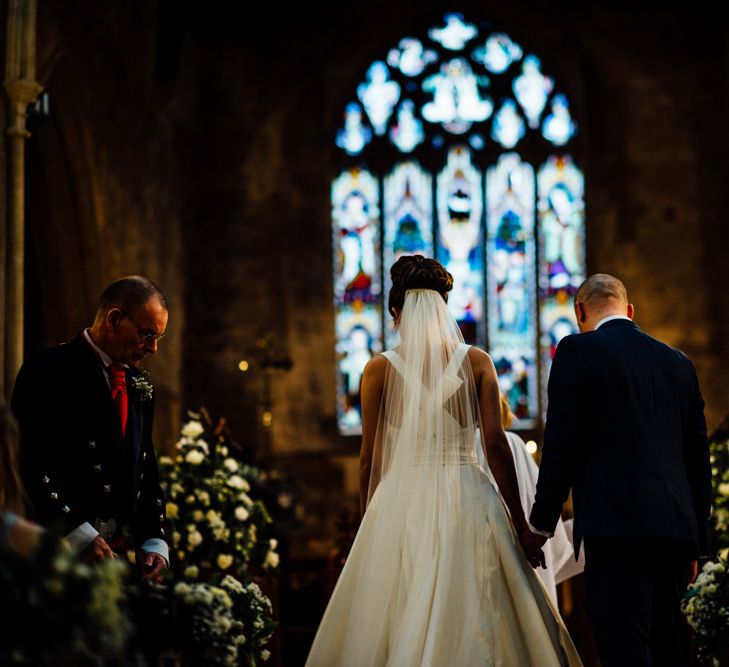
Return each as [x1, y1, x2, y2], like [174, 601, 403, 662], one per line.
[131, 368, 154, 402]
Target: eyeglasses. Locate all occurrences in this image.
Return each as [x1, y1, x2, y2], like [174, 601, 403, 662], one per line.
[120, 309, 166, 344]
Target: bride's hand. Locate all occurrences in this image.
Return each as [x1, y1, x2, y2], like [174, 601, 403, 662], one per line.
[518, 526, 547, 569]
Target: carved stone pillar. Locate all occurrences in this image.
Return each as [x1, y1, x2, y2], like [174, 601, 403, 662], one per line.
[2, 0, 41, 399]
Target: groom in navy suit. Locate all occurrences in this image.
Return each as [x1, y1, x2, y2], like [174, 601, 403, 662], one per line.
[529, 274, 712, 666]
[11, 276, 169, 581]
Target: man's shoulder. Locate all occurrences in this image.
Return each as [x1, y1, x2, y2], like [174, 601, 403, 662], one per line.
[19, 334, 87, 374]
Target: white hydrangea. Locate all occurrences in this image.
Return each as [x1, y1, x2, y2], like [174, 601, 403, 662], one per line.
[224, 458, 239, 472]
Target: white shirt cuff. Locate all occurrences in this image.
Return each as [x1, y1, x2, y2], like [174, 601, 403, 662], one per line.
[66, 522, 99, 551]
[529, 522, 554, 539]
[141, 538, 169, 566]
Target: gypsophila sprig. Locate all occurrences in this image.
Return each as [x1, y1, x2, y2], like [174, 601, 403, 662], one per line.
[682, 555, 729, 664]
[130, 368, 154, 402]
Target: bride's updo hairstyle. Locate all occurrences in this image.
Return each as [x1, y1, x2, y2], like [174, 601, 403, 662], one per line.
[388, 255, 454, 318]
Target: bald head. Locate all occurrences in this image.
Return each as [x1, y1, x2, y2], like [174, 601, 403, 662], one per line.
[574, 273, 634, 332]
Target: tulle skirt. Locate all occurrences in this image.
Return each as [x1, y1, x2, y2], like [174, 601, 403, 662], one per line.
[306, 463, 582, 667]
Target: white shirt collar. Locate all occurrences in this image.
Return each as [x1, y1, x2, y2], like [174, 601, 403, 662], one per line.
[83, 328, 116, 367]
[595, 314, 633, 330]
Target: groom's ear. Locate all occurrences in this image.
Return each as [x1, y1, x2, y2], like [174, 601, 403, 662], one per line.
[575, 302, 587, 323]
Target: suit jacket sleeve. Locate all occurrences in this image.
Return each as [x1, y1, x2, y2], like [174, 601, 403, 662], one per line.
[684, 359, 711, 555]
[11, 359, 89, 532]
[530, 335, 583, 534]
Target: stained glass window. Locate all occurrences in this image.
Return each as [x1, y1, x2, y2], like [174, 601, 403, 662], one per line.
[332, 168, 383, 434]
[383, 161, 434, 347]
[437, 146, 484, 343]
[537, 155, 585, 414]
[486, 154, 538, 422]
[332, 15, 585, 433]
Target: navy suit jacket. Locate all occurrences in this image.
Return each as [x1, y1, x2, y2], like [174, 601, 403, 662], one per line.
[11, 333, 166, 547]
[530, 319, 711, 558]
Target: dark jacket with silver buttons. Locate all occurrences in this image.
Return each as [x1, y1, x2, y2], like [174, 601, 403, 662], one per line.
[11, 333, 166, 546]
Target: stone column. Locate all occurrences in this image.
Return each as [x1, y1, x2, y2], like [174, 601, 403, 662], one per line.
[2, 0, 41, 399]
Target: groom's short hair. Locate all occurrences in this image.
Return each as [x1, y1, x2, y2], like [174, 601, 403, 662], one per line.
[575, 274, 628, 308]
[97, 276, 167, 315]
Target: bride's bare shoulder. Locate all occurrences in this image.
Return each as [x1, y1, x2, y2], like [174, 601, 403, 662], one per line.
[362, 353, 388, 383]
[467, 345, 492, 368]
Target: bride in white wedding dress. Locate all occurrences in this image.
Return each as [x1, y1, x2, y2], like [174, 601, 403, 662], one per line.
[307, 256, 582, 667]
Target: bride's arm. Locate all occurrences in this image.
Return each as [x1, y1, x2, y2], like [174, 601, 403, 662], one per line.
[471, 349, 545, 564]
[359, 355, 387, 518]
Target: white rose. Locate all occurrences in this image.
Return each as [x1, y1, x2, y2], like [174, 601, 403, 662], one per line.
[718, 483, 729, 497]
[261, 650, 271, 661]
[217, 553, 234, 570]
[235, 506, 250, 521]
[269, 538, 278, 550]
[224, 458, 239, 472]
[185, 449, 205, 465]
[227, 475, 246, 490]
[184, 565, 199, 579]
[181, 420, 205, 439]
[188, 530, 203, 547]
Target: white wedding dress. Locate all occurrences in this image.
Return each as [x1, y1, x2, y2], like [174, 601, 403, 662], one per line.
[306, 290, 582, 667]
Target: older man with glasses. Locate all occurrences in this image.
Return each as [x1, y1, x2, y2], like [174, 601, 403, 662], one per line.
[11, 275, 169, 581]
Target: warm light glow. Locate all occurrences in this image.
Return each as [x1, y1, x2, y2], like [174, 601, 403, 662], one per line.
[238, 360, 249, 372]
[261, 411, 273, 428]
[526, 440, 538, 455]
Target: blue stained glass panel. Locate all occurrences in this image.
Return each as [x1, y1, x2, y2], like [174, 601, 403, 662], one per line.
[388, 38, 438, 77]
[436, 146, 484, 344]
[336, 103, 372, 155]
[537, 155, 585, 415]
[513, 55, 553, 129]
[491, 99, 526, 148]
[332, 168, 383, 434]
[542, 94, 577, 146]
[358, 62, 400, 136]
[389, 100, 425, 153]
[429, 13, 478, 51]
[472, 32, 523, 74]
[422, 58, 493, 135]
[486, 153, 538, 423]
[383, 162, 434, 347]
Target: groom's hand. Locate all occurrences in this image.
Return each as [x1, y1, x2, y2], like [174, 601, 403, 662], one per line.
[518, 527, 547, 569]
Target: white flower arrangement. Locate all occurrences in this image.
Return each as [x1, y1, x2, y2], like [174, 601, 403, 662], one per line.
[682, 555, 729, 663]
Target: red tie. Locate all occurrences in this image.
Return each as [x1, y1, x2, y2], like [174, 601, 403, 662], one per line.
[108, 363, 128, 436]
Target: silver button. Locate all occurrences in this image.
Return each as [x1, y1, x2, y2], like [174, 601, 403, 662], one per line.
[159, 514, 164, 522]
[42, 475, 50, 484]
[50, 492, 58, 500]
[62, 505, 70, 513]
[143, 452, 147, 461]
[160, 528, 165, 536]
[93, 465, 102, 473]
[103, 485, 111, 493]
[156, 498, 163, 507]
[88, 441, 96, 449]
